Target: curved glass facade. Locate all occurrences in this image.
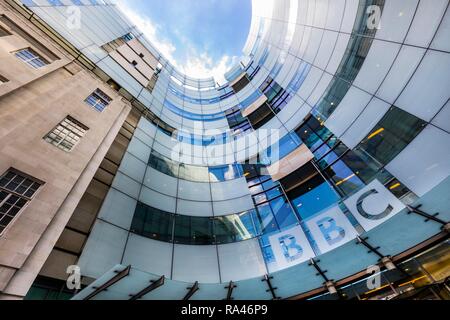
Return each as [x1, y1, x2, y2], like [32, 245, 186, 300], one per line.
[18, 0, 450, 300]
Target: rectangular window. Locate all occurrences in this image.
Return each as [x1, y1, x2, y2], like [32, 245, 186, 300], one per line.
[247, 102, 275, 130]
[122, 33, 134, 42]
[147, 73, 159, 93]
[0, 75, 8, 84]
[0, 169, 43, 235]
[14, 48, 48, 69]
[44, 116, 89, 152]
[231, 74, 250, 93]
[0, 25, 11, 37]
[101, 33, 133, 53]
[84, 89, 112, 112]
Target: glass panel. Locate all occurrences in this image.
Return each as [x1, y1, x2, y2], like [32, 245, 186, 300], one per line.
[357, 106, 426, 165]
[269, 197, 298, 228]
[209, 165, 242, 182]
[178, 164, 209, 182]
[314, 77, 352, 119]
[297, 127, 323, 152]
[174, 215, 214, 245]
[291, 181, 340, 221]
[149, 151, 179, 177]
[0, 191, 8, 202]
[324, 160, 364, 197]
[130, 202, 173, 242]
[340, 149, 380, 184]
[25, 287, 49, 300]
[251, 204, 278, 234]
[143, 209, 173, 242]
[214, 211, 257, 244]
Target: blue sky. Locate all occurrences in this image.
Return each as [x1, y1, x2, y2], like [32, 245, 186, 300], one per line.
[116, 0, 252, 79]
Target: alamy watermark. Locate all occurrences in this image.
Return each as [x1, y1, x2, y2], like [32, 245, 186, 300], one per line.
[367, 5, 382, 30]
[66, 265, 81, 290]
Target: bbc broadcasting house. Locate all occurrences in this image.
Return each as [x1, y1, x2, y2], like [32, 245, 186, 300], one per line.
[0, 0, 449, 301]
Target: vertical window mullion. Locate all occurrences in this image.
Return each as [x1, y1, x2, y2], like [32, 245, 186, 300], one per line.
[44, 116, 89, 152]
[0, 169, 43, 235]
[0, 193, 11, 208]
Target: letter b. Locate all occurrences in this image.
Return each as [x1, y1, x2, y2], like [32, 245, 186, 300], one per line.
[279, 234, 303, 262]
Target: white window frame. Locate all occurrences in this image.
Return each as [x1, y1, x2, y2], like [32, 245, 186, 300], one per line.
[0, 169, 43, 236]
[44, 116, 89, 152]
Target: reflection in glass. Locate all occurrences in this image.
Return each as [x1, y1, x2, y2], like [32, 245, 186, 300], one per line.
[131, 203, 174, 242]
[214, 211, 257, 244]
[208, 164, 243, 182]
[270, 197, 298, 228]
[291, 181, 340, 221]
[174, 215, 214, 245]
[179, 163, 209, 182]
[132, 202, 264, 245]
[357, 106, 426, 166]
[149, 151, 179, 178]
[252, 203, 279, 235]
[324, 160, 364, 197]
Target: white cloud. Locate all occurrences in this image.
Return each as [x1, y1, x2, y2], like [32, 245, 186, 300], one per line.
[115, 0, 176, 64]
[183, 53, 239, 82]
[115, 0, 238, 80]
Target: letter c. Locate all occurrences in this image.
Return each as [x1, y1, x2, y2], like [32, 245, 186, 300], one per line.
[356, 189, 393, 220]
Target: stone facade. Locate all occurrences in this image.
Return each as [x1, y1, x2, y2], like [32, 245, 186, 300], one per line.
[0, 2, 131, 299]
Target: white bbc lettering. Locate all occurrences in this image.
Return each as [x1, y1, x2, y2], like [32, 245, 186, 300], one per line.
[268, 225, 315, 272]
[306, 206, 359, 254]
[344, 180, 405, 232]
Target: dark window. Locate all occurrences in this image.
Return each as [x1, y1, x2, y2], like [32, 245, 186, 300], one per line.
[174, 215, 214, 245]
[0, 169, 43, 235]
[323, 160, 364, 197]
[131, 203, 262, 245]
[314, 77, 352, 120]
[130, 203, 173, 242]
[0, 25, 10, 37]
[0, 74, 8, 84]
[225, 107, 252, 135]
[357, 106, 426, 165]
[25, 276, 77, 301]
[247, 102, 275, 130]
[85, 89, 112, 112]
[122, 33, 134, 42]
[231, 74, 250, 93]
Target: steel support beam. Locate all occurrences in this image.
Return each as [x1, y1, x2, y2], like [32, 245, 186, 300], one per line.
[183, 281, 199, 301]
[84, 265, 131, 300]
[129, 276, 165, 301]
